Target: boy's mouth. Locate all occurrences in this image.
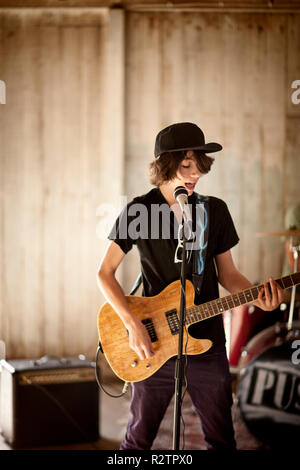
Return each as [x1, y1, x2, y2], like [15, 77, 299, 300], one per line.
[185, 182, 196, 191]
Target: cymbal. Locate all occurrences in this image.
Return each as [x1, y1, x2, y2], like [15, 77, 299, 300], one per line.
[256, 229, 300, 238]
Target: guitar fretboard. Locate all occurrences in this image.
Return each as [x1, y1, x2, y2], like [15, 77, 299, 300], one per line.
[185, 272, 300, 327]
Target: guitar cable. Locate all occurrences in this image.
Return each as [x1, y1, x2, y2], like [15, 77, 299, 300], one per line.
[95, 343, 129, 398]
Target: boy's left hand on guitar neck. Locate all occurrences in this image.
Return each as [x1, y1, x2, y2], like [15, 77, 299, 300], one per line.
[252, 277, 284, 311]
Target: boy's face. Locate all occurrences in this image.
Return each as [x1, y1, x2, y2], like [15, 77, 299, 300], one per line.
[173, 150, 203, 195]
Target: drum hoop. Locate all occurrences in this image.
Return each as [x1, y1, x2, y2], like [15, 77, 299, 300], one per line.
[240, 320, 300, 359]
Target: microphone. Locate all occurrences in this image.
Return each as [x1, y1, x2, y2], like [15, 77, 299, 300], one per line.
[173, 186, 193, 240]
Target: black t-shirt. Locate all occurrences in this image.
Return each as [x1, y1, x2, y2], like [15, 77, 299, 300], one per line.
[108, 187, 239, 349]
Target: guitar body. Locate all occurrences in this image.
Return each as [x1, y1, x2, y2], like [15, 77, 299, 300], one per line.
[98, 271, 300, 382]
[97, 280, 212, 382]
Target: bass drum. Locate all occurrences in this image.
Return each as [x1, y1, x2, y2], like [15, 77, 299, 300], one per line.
[237, 321, 300, 448]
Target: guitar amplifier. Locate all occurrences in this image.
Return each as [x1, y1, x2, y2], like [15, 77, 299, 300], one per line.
[0, 355, 99, 448]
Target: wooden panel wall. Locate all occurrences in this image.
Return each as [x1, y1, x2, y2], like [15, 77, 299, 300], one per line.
[0, 8, 299, 358]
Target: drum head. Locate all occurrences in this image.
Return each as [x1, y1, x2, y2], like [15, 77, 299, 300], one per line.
[238, 339, 300, 448]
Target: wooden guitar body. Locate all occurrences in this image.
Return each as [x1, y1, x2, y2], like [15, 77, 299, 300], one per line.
[97, 280, 212, 383]
[97, 271, 300, 383]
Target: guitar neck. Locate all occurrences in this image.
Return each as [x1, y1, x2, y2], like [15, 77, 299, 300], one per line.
[185, 271, 300, 326]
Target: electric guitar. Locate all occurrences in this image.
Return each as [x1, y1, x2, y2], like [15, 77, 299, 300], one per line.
[97, 272, 300, 382]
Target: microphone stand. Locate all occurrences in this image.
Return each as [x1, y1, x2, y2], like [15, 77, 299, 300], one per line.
[172, 219, 189, 450]
[287, 237, 300, 332]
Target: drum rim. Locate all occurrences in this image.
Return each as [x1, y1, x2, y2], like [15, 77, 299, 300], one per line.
[239, 320, 300, 364]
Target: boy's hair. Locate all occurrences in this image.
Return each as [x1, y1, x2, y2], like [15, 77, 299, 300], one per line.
[149, 150, 214, 186]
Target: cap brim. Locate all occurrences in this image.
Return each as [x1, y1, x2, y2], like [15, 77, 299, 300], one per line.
[155, 142, 222, 158]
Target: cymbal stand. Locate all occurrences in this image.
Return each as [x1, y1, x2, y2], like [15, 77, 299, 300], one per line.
[287, 238, 300, 331]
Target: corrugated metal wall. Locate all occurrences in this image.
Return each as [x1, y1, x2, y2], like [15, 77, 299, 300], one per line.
[0, 8, 299, 358]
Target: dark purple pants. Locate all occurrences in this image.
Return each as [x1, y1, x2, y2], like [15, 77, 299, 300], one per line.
[120, 350, 236, 450]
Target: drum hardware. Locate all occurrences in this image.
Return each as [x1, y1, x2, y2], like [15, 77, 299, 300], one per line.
[248, 305, 255, 315]
[239, 320, 300, 368]
[255, 229, 300, 331]
[239, 315, 299, 363]
[285, 326, 300, 341]
[273, 321, 300, 342]
[223, 309, 233, 360]
[274, 321, 290, 336]
[280, 302, 288, 311]
[240, 324, 283, 363]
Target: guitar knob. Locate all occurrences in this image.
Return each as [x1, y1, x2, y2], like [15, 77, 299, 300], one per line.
[131, 361, 137, 368]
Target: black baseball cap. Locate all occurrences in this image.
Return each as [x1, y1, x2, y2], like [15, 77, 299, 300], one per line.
[154, 122, 222, 158]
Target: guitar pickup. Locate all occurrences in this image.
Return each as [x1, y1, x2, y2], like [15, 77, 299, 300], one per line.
[165, 309, 179, 335]
[142, 318, 158, 343]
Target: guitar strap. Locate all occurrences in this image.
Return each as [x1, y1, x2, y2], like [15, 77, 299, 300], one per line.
[129, 272, 143, 296]
[192, 194, 210, 297]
